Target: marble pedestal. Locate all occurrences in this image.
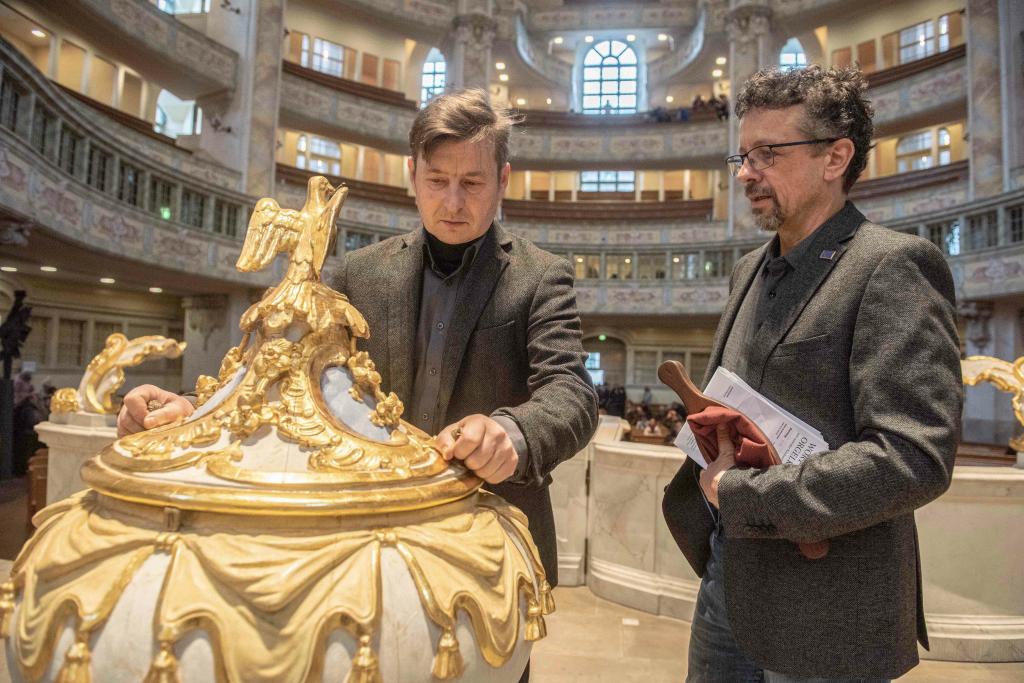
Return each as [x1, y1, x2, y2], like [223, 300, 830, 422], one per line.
[35, 413, 116, 505]
[585, 436, 699, 622]
[916, 464, 1024, 662]
[549, 416, 628, 587]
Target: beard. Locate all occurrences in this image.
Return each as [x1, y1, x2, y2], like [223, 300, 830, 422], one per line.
[746, 185, 785, 232]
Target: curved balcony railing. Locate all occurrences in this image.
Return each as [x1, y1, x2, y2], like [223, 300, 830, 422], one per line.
[525, 1, 697, 34]
[279, 43, 966, 168]
[646, 9, 706, 86]
[514, 14, 572, 88]
[0, 39, 271, 288]
[33, 0, 238, 100]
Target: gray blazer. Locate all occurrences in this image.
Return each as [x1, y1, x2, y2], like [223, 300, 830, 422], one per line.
[329, 222, 599, 584]
[662, 203, 962, 678]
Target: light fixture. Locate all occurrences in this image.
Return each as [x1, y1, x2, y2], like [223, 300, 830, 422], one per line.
[499, 73, 509, 82]
[31, 29, 46, 38]
[712, 68, 723, 78]
[657, 34, 668, 41]
[0, 266, 17, 272]
[584, 35, 594, 43]
[100, 277, 115, 284]
[666, 95, 675, 103]
[40, 266, 57, 272]
[598, 334, 607, 341]
[515, 97, 526, 106]
[716, 56, 727, 65]
[545, 97, 552, 105]
[624, 258, 631, 264]
[626, 34, 636, 42]
[673, 257, 680, 263]
[553, 36, 563, 45]
[495, 62, 506, 70]
[576, 257, 584, 263]
[149, 286, 164, 294]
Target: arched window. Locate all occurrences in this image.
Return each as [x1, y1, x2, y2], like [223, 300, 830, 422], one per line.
[420, 48, 446, 106]
[937, 127, 951, 165]
[154, 90, 201, 137]
[896, 130, 934, 173]
[581, 40, 638, 115]
[779, 38, 807, 72]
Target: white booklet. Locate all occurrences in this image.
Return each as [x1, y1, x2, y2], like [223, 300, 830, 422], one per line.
[673, 366, 830, 469]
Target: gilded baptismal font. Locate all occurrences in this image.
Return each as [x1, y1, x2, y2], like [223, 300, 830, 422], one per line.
[1, 177, 552, 683]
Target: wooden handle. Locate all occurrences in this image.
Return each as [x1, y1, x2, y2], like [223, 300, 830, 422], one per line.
[657, 360, 716, 414]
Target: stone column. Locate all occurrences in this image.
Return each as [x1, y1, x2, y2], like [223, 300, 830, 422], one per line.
[197, 0, 285, 197]
[181, 292, 253, 389]
[446, 0, 497, 92]
[960, 300, 1022, 446]
[966, 0, 1006, 198]
[998, 0, 1024, 190]
[725, 1, 774, 237]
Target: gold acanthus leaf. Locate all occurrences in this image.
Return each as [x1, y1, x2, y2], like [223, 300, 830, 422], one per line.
[48, 388, 79, 416]
[78, 334, 187, 414]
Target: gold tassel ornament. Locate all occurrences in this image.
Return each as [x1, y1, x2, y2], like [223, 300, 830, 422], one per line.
[431, 626, 465, 680]
[55, 634, 92, 683]
[539, 579, 555, 615]
[344, 634, 382, 683]
[0, 580, 14, 638]
[524, 599, 546, 641]
[142, 640, 182, 683]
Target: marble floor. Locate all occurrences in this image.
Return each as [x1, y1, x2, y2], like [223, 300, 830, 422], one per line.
[1, 483, 1022, 683]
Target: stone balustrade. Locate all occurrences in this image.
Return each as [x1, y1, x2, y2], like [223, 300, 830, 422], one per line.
[550, 419, 1024, 662]
[33, 0, 238, 100]
[278, 49, 966, 168]
[0, 39, 272, 288]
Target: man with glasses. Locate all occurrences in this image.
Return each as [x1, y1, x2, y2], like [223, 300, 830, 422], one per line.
[662, 66, 961, 682]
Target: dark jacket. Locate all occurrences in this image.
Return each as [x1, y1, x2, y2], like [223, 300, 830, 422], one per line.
[663, 204, 962, 678]
[329, 222, 599, 584]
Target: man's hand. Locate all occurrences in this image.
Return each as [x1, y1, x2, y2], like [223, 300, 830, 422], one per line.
[117, 384, 194, 438]
[699, 424, 737, 508]
[435, 414, 519, 485]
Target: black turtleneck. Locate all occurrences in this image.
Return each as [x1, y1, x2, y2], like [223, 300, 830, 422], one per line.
[424, 230, 484, 277]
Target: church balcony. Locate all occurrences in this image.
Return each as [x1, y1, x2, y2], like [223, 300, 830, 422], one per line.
[0, 39, 269, 290]
[29, 0, 238, 101]
[868, 43, 967, 138]
[278, 42, 967, 170]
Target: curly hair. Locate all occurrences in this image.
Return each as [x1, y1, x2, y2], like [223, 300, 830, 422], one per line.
[735, 65, 874, 193]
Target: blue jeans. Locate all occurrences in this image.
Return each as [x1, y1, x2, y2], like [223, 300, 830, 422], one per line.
[686, 525, 889, 683]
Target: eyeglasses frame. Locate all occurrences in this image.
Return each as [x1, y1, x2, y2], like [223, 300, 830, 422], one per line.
[725, 138, 843, 176]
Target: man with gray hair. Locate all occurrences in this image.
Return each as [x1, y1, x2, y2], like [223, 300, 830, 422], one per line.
[662, 66, 961, 682]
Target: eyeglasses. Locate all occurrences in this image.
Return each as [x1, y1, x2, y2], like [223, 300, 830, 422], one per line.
[725, 138, 842, 176]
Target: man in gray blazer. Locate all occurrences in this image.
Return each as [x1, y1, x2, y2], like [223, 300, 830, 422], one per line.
[662, 66, 962, 682]
[119, 89, 597, 621]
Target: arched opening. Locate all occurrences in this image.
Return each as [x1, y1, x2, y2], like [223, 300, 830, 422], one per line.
[779, 37, 807, 72]
[580, 39, 638, 115]
[154, 90, 201, 138]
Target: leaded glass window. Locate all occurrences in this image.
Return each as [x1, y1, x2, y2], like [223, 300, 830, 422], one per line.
[421, 48, 446, 106]
[581, 40, 638, 115]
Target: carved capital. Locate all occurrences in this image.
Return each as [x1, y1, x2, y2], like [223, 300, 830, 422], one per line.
[453, 13, 498, 52]
[0, 220, 32, 246]
[958, 300, 994, 351]
[726, 4, 772, 46]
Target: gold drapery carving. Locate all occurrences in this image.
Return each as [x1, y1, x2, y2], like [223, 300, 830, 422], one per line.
[4, 491, 551, 683]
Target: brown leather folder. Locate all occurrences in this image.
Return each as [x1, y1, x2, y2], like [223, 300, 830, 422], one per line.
[658, 360, 829, 560]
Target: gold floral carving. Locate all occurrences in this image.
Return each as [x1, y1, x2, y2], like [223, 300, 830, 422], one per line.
[48, 388, 79, 416]
[77, 333, 187, 414]
[962, 355, 1024, 450]
[3, 491, 551, 683]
